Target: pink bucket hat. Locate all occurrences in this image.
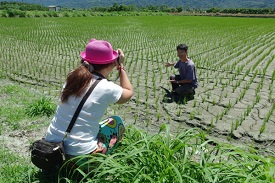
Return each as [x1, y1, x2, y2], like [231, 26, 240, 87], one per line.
[80, 39, 118, 64]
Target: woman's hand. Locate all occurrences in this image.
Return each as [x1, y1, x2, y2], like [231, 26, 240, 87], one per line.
[116, 49, 124, 65]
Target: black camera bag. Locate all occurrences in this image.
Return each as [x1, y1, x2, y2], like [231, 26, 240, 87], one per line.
[30, 79, 101, 172]
[31, 138, 65, 171]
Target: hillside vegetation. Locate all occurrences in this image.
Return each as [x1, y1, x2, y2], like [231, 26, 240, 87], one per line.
[1, 2, 275, 18]
[0, 0, 275, 9]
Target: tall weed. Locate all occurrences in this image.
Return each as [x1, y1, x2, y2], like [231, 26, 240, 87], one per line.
[59, 125, 275, 183]
[25, 96, 56, 117]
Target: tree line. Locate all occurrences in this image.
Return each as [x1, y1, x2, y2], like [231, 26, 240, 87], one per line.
[90, 3, 183, 13]
[206, 7, 275, 14]
[0, 1, 47, 11]
[1, 1, 275, 18]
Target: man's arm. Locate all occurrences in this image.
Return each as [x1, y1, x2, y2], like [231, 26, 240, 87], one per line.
[177, 79, 192, 84]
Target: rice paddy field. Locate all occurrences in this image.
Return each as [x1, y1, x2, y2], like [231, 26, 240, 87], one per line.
[0, 15, 275, 182]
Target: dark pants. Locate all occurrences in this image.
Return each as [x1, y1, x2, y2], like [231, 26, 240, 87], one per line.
[170, 75, 195, 95]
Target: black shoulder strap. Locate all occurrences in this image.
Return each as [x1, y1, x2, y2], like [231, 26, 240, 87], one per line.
[65, 78, 102, 134]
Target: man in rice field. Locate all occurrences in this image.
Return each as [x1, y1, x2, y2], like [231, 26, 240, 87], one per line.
[165, 44, 198, 98]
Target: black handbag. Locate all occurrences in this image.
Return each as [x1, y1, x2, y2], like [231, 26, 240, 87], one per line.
[30, 79, 101, 172]
[30, 138, 65, 171]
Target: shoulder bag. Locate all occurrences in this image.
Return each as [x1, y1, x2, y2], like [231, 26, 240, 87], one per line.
[30, 79, 101, 172]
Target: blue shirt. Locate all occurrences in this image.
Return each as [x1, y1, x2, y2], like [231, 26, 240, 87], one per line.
[174, 59, 198, 88]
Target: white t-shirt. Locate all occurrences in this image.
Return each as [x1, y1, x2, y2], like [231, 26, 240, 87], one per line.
[45, 76, 123, 155]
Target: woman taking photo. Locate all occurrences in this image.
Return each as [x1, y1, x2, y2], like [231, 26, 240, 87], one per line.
[45, 38, 133, 156]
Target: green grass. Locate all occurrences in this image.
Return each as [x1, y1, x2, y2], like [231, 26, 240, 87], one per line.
[59, 125, 275, 183]
[0, 148, 33, 183]
[25, 96, 56, 117]
[0, 80, 54, 131]
[0, 80, 56, 183]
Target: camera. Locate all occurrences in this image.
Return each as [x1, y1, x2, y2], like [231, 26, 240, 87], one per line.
[117, 54, 121, 65]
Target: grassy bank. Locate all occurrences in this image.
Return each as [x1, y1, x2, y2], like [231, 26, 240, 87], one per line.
[0, 80, 50, 182]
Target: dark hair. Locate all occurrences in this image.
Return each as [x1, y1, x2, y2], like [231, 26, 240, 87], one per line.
[177, 44, 188, 52]
[61, 65, 93, 103]
[60, 60, 114, 103]
[80, 59, 114, 72]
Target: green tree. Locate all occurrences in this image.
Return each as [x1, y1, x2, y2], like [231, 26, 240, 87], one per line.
[176, 6, 183, 12]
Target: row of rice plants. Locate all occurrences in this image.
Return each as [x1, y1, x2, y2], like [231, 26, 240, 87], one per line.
[190, 20, 275, 139]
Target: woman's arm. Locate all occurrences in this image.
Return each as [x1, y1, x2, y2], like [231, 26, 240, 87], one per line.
[116, 65, 133, 104]
[115, 49, 134, 104]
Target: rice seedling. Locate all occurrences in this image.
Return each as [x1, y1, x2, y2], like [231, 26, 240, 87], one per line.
[272, 70, 275, 84]
[253, 94, 261, 107]
[206, 104, 210, 112]
[201, 96, 206, 103]
[193, 99, 197, 108]
[189, 111, 195, 120]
